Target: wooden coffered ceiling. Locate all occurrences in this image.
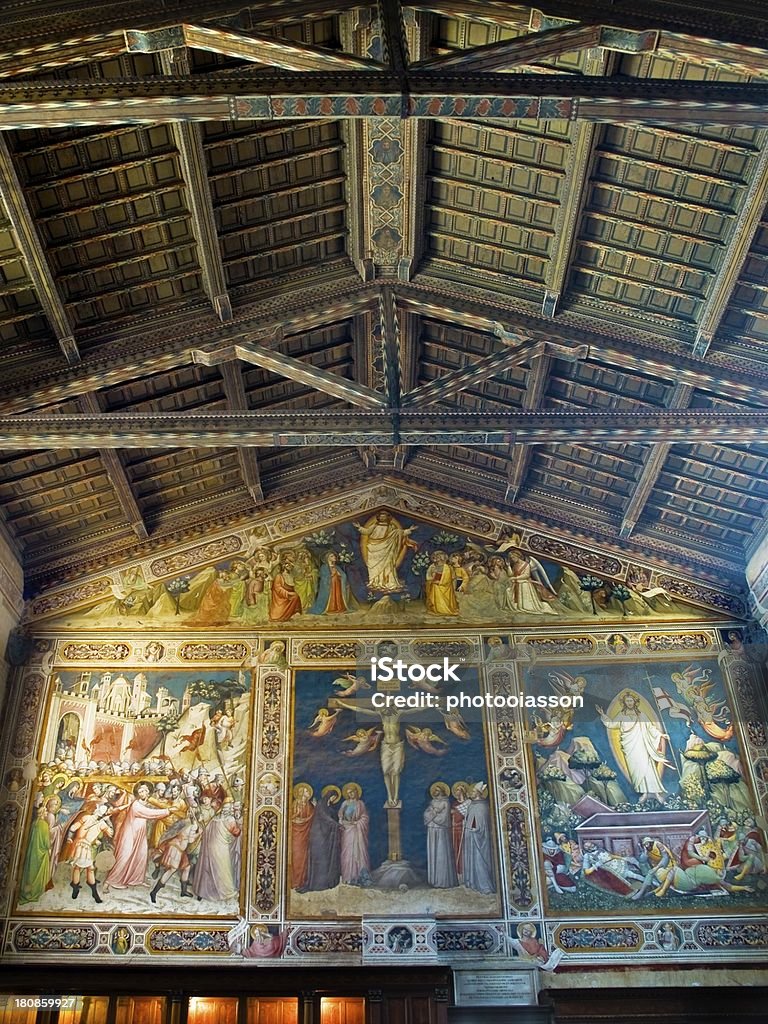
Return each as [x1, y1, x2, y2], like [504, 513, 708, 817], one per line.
[2, 0, 768, 597]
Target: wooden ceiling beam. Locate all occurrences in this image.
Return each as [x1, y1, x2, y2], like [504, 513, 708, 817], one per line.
[403, 277, 768, 397]
[542, 49, 609, 318]
[619, 383, 694, 539]
[692, 136, 768, 357]
[77, 391, 148, 540]
[159, 48, 231, 323]
[0, 32, 125, 79]
[192, 339, 387, 410]
[219, 361, 263, 503]
[414, 24, 602, 72]
[505, 352, 552, 504]
[128, 23, 382, 72]
[403, 337, 587, 408]
[5, 74, 768, 127]
[0, 137, 79, 364]
[2, 409, 768, 448]
[0, 288, 375, 414]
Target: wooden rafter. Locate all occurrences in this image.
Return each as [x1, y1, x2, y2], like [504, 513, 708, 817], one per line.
[159, 48, 232, 323]
[192, 340, 387, 410]
[78, 392, 147, 539]
[219, 361, 264, 503]
[693, 134, 768, 357]
[619, 384, 694, 538]
[0, 136, 79, 364]
[542, 49, 610, 318]
[127, 23, 383, 72]
[1, 409, 768, 448]
[505, 352, 551, 505]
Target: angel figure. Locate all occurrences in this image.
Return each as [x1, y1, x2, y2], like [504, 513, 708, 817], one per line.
[405, 726, 448, 756]
[343, 727, 383, 757]
[308, 708, 340, 737]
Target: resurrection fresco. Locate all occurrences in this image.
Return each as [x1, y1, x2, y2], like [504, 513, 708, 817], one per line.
[289, 667, 499, 919]
[15, 667, 251, 916]
[526, 657, 767, 915]
[38, 510, 722, 631]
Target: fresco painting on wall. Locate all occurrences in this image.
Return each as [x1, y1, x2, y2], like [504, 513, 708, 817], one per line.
[16, 668, 250, 916]
[48, 511, 714, 630]
[289, 667, 499, 918]
[527, 658, 767, 914]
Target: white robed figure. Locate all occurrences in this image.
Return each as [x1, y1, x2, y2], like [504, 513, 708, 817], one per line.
[353, 512, 417, 592]
[423, 782, 458, 888]
[597, 689, 672, 804]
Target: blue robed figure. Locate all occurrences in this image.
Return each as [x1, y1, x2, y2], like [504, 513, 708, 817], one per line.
[309, 552, 358, 614]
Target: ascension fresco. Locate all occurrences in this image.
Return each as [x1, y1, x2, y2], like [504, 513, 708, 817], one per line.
[526, 658, 766, 914]
[50, 511, 715, 630]
[289, 667, 499, 918]
[16, 668, 251, 915]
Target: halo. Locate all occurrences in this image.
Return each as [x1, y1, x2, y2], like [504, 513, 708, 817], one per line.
[342, 782, 362, 799]
[321, 784, 341, 805]
[293, 782, 313, 800]
[430, 781, 450, 798]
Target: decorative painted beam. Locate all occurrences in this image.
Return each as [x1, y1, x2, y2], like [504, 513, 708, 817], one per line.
[4, 74, 768, 127]
[377, 0, 410, 76]
[403, 336, 538, 408]
[402, 277, 768, 399]
[409, 1, 768, 49]
[159, 49, 231, 322]
[619, 384, 694, 539]
[127, 23, 383, 72]
[542, 49, 609, 318]
[0, 286, 375, 414]
[505, 352, 552, 505]
[692, 134, 768, 357]
[219, 361, 264, 503]
[192, 339, 387, 410]
[414, 25, 604, 72]
[378, 286, 406, 466]
[0, 31, 125, 78]
[2, 409, 768, 448]
[78, 392, 147, 540]
[0, 137, 79, 364]
[341, 7, 427, 282]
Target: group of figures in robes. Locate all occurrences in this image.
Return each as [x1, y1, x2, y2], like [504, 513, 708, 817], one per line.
[19, 769, 243, 910]
[76, 511, 695, 630]
[290, 778, 495, 895]
[290, 782, 371, 890]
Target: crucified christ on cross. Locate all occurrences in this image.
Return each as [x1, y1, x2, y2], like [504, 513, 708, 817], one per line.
[328, 697, 424, 806]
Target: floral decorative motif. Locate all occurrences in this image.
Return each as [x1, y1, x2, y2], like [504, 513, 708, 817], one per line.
[179, 642, 248, 661]
[643, 633, 711, 651]
[255, 809, 278, 913]
[555, 924, 642, 951]
[528, 536, 622, 575]
[695, 921, 768, 949]
[261, 675, 282, 760]
[293, 928, 363, 953]
[62, 643, 130, 660]
[13, 924, 97, 951]
[12, 673, 45, 757]
[522, 636, 596, 655]
[434, 927, 497, 952]
[147, 928, 230, 953]
[505, 805, 533, 909]
[31, 579, 112, 617]
[150, 537, 242, 577]
[299, 641, 360, 660]
[657, 576, 745, 615]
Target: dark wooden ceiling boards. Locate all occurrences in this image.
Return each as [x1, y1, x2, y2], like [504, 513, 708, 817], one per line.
[0, 1, 767, 598]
